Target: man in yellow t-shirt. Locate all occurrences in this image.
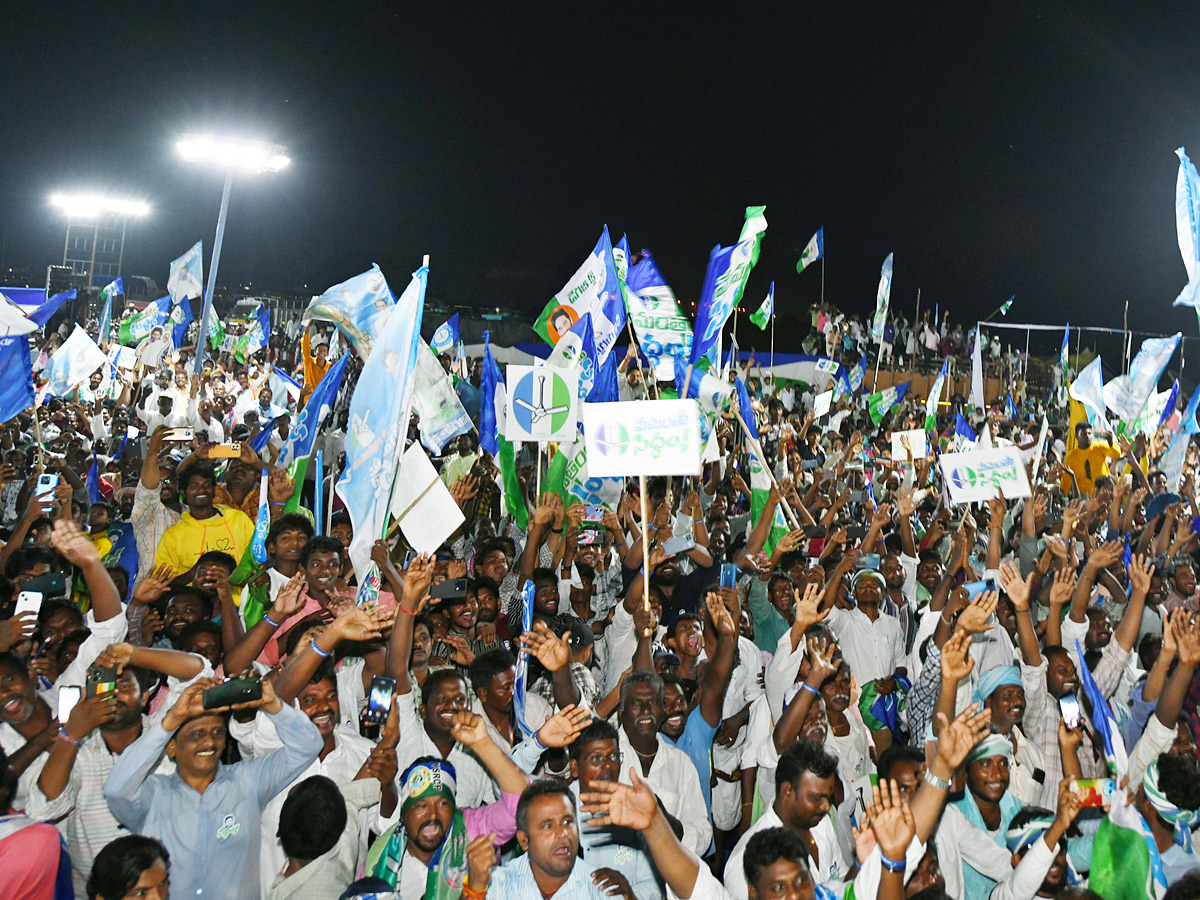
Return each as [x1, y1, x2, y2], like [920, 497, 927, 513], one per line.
[1062, 422, 1123, 496]
[155, 464, 255, 576]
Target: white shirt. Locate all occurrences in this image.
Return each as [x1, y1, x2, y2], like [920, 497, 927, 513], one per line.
[825, 606, 904, 684]
[724, 805, 846, 898]
[617, 729, 712, 856]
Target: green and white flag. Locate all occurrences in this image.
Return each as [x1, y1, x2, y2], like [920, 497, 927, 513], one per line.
[867, 381, 910, 426]
[117, 297, 169, 346]
[748, 436, 789, 554]
[926, 357, 949, 432]
[796, 227, 824, 273]
[207, 305, 225, 351]
[749, 281, 774, 330]
[999, 295, 1014, 316]
[545, 435, 623, 510]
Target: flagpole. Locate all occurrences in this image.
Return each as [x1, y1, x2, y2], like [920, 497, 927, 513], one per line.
[732, 402, 801, 530]
[1123, 300, 1130, 371]
[769, 313, 775, 372]
[193, 170, 234, 377]
[820, 256, 825, 307]
[535, 442, 543, 502]
[314, 449, 324, 536]
[638, 474, 651, 628]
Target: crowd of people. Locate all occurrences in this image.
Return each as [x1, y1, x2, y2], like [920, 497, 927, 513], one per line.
[2, 294, 1200, 900]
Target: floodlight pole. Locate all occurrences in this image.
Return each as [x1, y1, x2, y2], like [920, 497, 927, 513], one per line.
[193, 170, 234, 376]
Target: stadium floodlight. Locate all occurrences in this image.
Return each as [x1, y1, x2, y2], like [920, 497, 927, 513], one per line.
[176, 133, 290, 173]
[49, 193, 151, 219]
[178, 133, 289, 374]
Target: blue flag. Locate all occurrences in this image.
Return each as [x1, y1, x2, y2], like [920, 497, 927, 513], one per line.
[0, 335, 34, 423]
[1075, 638, 1128, 776]
[1184, 383, 1200, 435]
[303, 264, 398, 359]
[98, 278, 121, 340]
[104, 523, 139, 602]
[169, 296, 194, 348]
[28, 290, 76, 329]
[479, 330, 503, 458]
[86, 452, 101, 505]
[249, 417, 280, 454]
[1006, 393, 1017, 420]
[268, 366, 303, 406]
[590, 342, 619, 403]
[735, 376, 759, 440]
[430, 313, 459, 355]
[336, 265, 426, 582]
[954, 413, 977, 444]
[690, 207, 768, 367]
[1159, 380, 1181, 431]
[278, 354, 349, 468]
[251, 468, 271, 564]
[513, 579, 536, 740]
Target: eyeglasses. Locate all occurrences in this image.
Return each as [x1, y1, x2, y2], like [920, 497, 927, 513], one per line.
[582, 752, 622, 766]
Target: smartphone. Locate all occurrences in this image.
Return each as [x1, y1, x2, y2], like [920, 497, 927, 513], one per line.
[660, 533, 696, 557]
[1076, 778, 1116, 808]
[430, 578, 468, 601]
[35, 473, 59, 500]
[848, 490, 867, 504]
[209, 442, 243, 459]
[402, 550, 417, 569]
[23, 572, 67, 600]
[720, 563, 739, 590]
[202, 677, 263, 710]
[14, 591, 43, 618]
[580, 505, 605, 524]
[801, 458, 819, 470]
[85, 665, 118, 698]
[57, 685, 82, 722]
[845, 525, 868, 541]
[802, 525, 828, 539]
[164, 426, 194, 441]
[576, 529, 600, 546]
[1058, 695, 1082, 730]
[962, 578, 998, 602]
[361, 675, 396, 726]
[855, 553, 882, 570]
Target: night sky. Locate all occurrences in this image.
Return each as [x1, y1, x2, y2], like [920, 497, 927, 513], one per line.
[5, 2, 1200, 357]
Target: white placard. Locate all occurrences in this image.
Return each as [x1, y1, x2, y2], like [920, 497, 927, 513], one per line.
[505, 365, 579, 442]
[890, 428, 927, 460]
[939, 446, 1032, 505]
[108, 345, 137, 370]
[389, 443, 466, 553]
[812, 390, 833, 418]
[582, 399, 703, 476]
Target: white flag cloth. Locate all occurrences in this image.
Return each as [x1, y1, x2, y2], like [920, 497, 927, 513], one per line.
[1102, 333, 1180, 423]
[970, 323, 985, 412]
[1173, 147, 1200, 308]
[45, 325, 107, 397]
[1069, 356, 1108, 428]
[0, 295, 38, 337]
[168, 241, 205, 302]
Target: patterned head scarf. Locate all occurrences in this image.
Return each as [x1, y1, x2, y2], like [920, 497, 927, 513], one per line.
[1144, 758, 1200, 852]
[966, 732, 1014, 766]
[1005, 815, 1055, 854]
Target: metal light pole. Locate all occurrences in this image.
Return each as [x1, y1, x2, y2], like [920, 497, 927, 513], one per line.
[176, 133, 289, 375]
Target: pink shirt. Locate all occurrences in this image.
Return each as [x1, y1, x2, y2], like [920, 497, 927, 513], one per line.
[257, 585, 398, 666]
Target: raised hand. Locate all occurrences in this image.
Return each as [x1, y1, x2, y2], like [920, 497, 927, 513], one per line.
[940, 628, 975, 682]
[449, 709, 490, 747]
[997, 560, 1032, 611]
[1128, 553, 1153, 597]
[579, 768, 658, 830]
[465, 832, 498, 892]
[895, 486, 917, 518]
[935, 702, 992, 770]
[270, 572, 308, 621]
[0, 612, 37, 653]
[956, 590, 998, 635]
[329, 603, 392, 643]
[1055, 777, 1085, 827]
[706, 590, 738, 638]
[537, 703, 594, 748]
[1172, 610, 1200, 668]
[49, 519, 101, 568]
[401, 554, 434, 610]
[866, 778, 917, 862]
[62, 690, 117, 739]
[1086, 540, 1123, 574]
[805, 635, 841, 686]
[793, 580, 827, 631]
[131, 564, 174, 606]
[1048, 567, 1077, 607]
[519, 621, 570, 672]
[93, 642, 135, 675]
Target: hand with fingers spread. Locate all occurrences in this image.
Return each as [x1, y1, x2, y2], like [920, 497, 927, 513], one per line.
[1085, 540, 1123, 574]
[935, 703, 992, 770]
[131, 564, 174, 606]
[268, 572, 308, 622]
[537, 703, 594, 748]
[592, 868, 635, 900]
[1049, 567, 1078, 608]
[1128, 553, 1154, 597]
[327, 602, 392, 644]
[401, 554, 434, 611]
[519, 621, 570, 672]
[866, 778, 917, 862]
[793, 580, 827, 633]
[997, 560, 1032, 611]
[49, 519, 102, 568]
[805, 635, 841, 687]
[956, 590, 998, 634]
[579, 768, 658, 830]
[1173, 610, 1200, 668]
[895, 486, 917, 519]
[940, 629, 975, 682]
[707, 589, 737, 639]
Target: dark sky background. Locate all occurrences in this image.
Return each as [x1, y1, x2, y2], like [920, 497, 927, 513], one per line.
[5, 1, 1200, 358]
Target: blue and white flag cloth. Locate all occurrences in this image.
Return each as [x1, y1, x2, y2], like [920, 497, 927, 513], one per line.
[45, 325, 107, 398]
[534, 226, 626, 365]
[412, 340, 472, 455]
[673, 352, 733, 416]
[954, 413, 978, 449]
[1075, 638, 1128, 778]
[1158, 380, 1181, 431]
[168, 241, 204, 302]
[545, 313, 597, 400]
[269, 366, 303, 406]
[98, 278, 121, 340]
[690, 207, 767, 367]
[590, 342, 620, 403]
[336, 266, 426, 583]
[970, 324, 986, 411]
[0, 294, 37, 337]
[277, 354, 349, 468]
[796, 227, 824, 273]
[479, 330, 504, 458]
[1070, 356, 1108, 427]
[251, 468, 271, 564]
[1162, 430, 1190, 491]
[28, 290, 76, 329]
[513, 579, 536, 740]
[86, 452, 101, 505]
[1103, 333, 1180, 423]
[168, 296, 194, 348]
[1183, 383, 1200, 436]
[734, 377, 759, 440]
[1173, 147, 1200, 308]
[430, 313, 459, 355]
[925, 357, 949, 431]
[871, 253, 893, 343]
[303, 264, 397, 359]
[1006, 393, 1018, 420]
[0, 334, 35, 423]
[249, 417, 280, 454]
[625, 250, 693, 374]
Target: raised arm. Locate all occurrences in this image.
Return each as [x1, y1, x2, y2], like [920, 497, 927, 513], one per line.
[49, 520, 120, 621]
[998, 560, 1041, 666]
[275, 604, 390, 704]
[697, 590, 738, 728]
[1113, 553, 1152, 653]
[386, 554, 433, 694]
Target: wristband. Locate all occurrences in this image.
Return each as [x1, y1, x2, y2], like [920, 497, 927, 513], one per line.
[880, 854, 906, 873]
[550, 526, 563, 533]
[799, 682, 821, 696]
[398, 606, 420, 616]
[262, 614, 282, 629]
[311, 643, 332, 659]
[923, 769, 949, 791]
[532, 730, 547, 751]
[58, 727, 81, 747]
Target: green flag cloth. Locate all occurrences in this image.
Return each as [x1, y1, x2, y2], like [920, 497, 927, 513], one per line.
[749, 282, 774, 330]
[498, 437, 528, 530]
[207, 305, 226, 351]
[748, 435, 788, 555]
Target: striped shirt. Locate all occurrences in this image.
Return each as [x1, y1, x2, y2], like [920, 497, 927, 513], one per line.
[487, 852, 609, 900]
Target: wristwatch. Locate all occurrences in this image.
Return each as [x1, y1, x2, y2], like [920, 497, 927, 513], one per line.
[923, 769, 950, 791]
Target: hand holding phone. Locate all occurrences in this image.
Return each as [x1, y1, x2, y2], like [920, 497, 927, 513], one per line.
[1058, 695, 1081, 730]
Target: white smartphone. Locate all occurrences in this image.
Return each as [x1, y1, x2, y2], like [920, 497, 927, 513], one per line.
[57, 685, 82, 722]
[14, 591, 43, 618]
[35, 473, 58, 500]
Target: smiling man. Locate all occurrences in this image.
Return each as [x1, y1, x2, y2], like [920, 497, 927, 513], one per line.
[154, 464, 255, 576]
[103, 676, 322, 900]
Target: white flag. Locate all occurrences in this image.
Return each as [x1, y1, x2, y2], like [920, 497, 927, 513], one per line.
[168, 241, 205, 302]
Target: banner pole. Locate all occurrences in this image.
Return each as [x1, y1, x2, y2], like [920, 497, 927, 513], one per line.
[535, 442, 543, 502]
[314, 449, 324, 536]
[733, 403, 801, 530]
[820, 256, 825, 306]
[638, 473, 651, 631]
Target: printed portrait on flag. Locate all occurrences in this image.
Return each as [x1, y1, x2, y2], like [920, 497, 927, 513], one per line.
[547, 305, 579, 344]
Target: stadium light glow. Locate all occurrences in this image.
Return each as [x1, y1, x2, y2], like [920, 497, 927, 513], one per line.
[177, 133, 290, 173]
[49, 193, 151, 219]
